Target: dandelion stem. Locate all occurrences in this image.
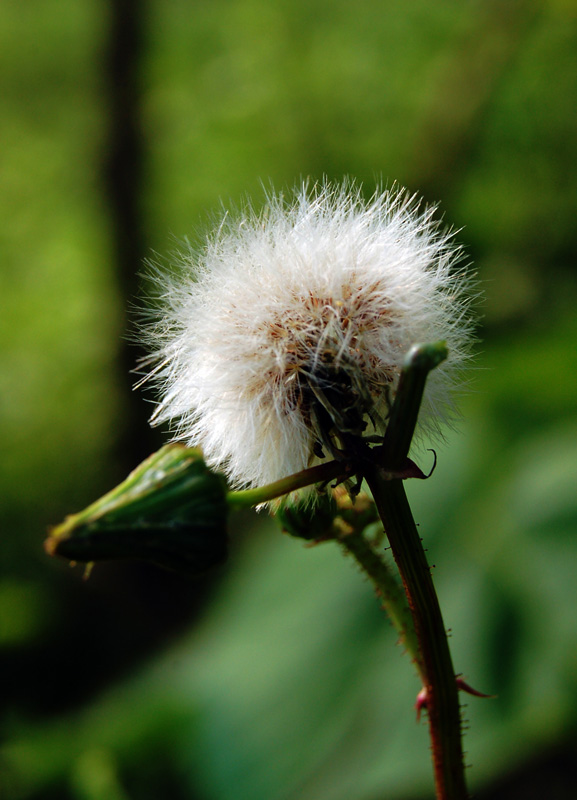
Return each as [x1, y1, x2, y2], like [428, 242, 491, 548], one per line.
[364, 341, 468, 800]
[227, 460, 349, 508]
[381, 341, 448, 465]
[365, 471, 467, 800]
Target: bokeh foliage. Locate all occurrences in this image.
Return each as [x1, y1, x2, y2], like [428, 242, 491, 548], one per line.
[1, 1, 577, 798]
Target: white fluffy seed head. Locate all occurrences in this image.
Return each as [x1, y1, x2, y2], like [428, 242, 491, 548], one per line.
[140, 182, 477, 493]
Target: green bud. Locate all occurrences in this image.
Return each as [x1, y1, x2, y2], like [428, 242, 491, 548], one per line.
[275, 485, 381, 542]
[276, 491, 339, 540]
[46, 445, 228, 576]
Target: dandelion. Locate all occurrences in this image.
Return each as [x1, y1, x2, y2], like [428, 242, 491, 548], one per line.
[142, 182, 475, 494]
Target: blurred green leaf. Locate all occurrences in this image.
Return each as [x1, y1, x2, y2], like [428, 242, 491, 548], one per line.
[0, 580, 51, 648]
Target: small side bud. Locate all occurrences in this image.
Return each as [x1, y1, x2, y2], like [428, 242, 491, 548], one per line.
[275, 485, 381, 542]
[276, 492, 339, 540]
[45, 445, 228, 576]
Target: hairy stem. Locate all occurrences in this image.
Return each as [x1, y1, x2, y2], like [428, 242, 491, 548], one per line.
[365, 468, 468, 800]
[364, 341, 468, 799]
[338, 530, 424, 682]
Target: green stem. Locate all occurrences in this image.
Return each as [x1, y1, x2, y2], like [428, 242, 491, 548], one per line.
[338, 530, 424, 682]
[381, 341, 448, 466]
[227, 459, 348, 508]
[364, 342, 468, 798]
[365, 469, 467, 800]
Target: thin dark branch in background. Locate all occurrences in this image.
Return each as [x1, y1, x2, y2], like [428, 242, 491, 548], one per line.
[102, 0, 158, 469]
[99, 0, 219, 651]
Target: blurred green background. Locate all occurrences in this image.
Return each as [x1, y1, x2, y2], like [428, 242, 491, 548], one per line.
[1, 1, 577, 798]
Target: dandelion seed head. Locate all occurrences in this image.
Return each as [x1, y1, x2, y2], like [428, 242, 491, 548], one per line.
[141, 182, 476, 493]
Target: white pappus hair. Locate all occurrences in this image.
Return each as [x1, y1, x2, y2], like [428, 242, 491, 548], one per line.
[140, 181, 476, 493]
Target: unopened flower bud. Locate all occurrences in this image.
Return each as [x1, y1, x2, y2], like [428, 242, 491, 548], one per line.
[46, 445, 228, 575]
